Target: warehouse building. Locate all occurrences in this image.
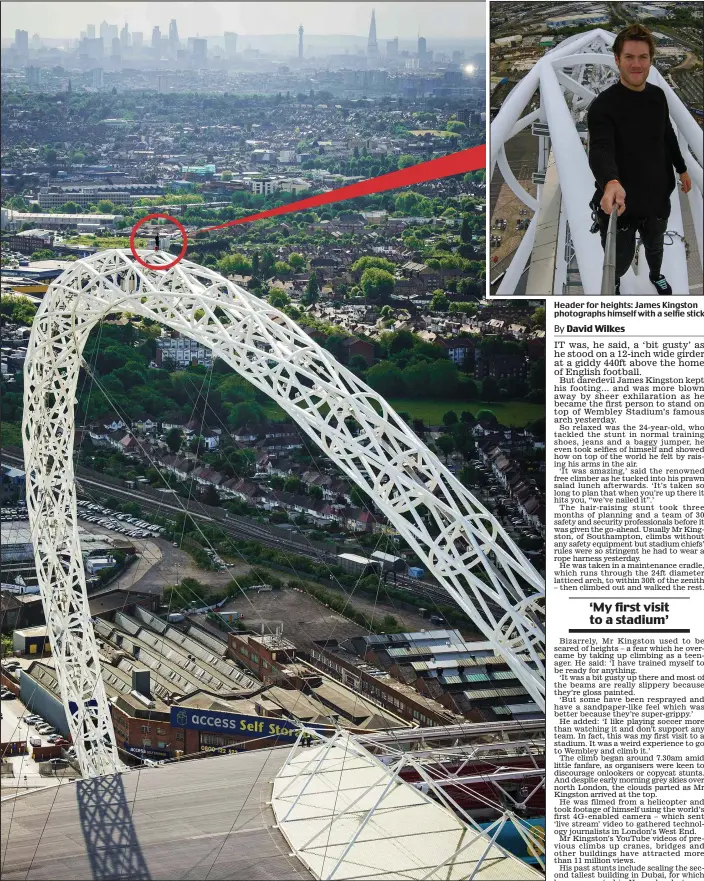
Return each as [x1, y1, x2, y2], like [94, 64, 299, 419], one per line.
[12, 604, 409, 761]
[348, 630, 544, 722]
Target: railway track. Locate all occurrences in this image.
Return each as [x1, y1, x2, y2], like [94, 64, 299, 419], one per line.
[1, 449, 453, 608]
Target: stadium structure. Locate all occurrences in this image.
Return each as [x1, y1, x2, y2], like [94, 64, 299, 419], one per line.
[2, 252, 547, 879]
[490, 28, 703, 296]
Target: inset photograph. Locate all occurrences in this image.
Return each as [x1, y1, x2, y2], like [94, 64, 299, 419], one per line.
[488, 1, 703, 296]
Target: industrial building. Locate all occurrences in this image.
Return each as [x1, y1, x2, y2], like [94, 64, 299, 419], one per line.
[546, 11, 609, 28]
[11, 604, 408, 762]
[347, 629, 544, 721]
[1, 209, 122, 231]
[37, 183, 164, 209]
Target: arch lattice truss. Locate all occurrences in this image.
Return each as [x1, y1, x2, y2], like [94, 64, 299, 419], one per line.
[24, 251, 545, 777]
[491, 28, 703, 295]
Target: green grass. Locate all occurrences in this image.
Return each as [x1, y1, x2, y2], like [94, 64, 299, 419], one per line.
[0, 421, 23, 447]
[64, 236, 147, 248]
[386, 399, 545, 427]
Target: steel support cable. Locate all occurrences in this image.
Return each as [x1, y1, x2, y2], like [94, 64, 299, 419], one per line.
[26, 254, 544, 772]
[138, 373, 482, 761]
[84, 379, 547, 801]
[78, 364, 370, 738]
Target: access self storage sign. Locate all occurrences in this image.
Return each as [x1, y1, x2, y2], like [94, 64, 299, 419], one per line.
[170, 706, 326, 742]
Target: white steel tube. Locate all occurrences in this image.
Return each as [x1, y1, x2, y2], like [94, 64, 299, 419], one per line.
[539, 61, 604, 294]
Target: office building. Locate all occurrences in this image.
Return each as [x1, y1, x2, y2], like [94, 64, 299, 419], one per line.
[119, 23, 129, 49]
[367, 9, 378, 59]
[87, 24, 96, 39]
[386, 37, 398, 59]
[225, 31, 237, 57]
[298, 25, 303, 60]
[15, 29, 29, 55]
[169, 19, 179, 50]
[132, 31, 143, 50]
[190, 37, 207, 61]
[92, 68, 104, 89]
[24, 66, 41, 86]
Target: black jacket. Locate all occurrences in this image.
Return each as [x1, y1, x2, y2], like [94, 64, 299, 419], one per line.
[587, 80, 687, 219]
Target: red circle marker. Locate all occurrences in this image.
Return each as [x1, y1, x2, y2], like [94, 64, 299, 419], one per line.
[129, 213, 188, 271]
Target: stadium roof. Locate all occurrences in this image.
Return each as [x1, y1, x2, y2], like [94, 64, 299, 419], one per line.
[271, 732, 543, 880]
[0, 748, 314, 881]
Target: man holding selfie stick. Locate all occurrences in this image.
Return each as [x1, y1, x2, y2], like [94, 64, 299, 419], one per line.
[588, 24, 692, 294]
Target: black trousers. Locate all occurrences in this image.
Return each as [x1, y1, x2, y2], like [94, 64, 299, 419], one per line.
[596, 211, 668, 280]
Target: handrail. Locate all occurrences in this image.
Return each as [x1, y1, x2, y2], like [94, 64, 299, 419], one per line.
[600, 206, 618, 294]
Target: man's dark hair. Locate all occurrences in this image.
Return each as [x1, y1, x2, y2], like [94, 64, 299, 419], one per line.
[613, 24, 656, 60]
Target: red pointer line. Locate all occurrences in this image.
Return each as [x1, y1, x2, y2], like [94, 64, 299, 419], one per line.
[197, 144, 485, 233]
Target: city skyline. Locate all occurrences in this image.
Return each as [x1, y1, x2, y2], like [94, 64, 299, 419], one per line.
[2, 2, 486, 41]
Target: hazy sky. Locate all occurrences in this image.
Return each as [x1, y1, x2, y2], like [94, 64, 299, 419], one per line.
[2, 2, 485, 40]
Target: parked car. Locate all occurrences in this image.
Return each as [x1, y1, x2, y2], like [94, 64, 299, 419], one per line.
[49, 758, 69, 768]
[29, 736, 42, 747]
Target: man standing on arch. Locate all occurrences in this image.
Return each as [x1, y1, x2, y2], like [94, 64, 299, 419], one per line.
[587, 23, 692, 294]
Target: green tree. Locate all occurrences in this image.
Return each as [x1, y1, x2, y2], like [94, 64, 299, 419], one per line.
[436, 434, 455, 461]
[229, 401, 265, 427]
[60, 201, 80, 214]
[446, 120, 467, 133]
[397, 155, 417, 169]
[532, 306, 546, 327]
[268, 288, 290, 309]
[430, 290, 449, 311]
[349, 354, 369, 373]
[476, 408, 498, 425]
[442, 410, 458, 426]
[30, 248, 56, 261]
[366, 362, 406, 397]
[481, 377, 500, 401]
[389, 329, 416, 355]
[165, 427, 182, 453]
[218, 252, 252, 275]
[350, 256, 395, 276]
[288, 252, 306, 270]
[309, 484, 324, 500]
[459, 464, 479, 489]
[529, 358, 546, 393]
[428, 360, 459, 397]
[0, 296, 37, 326]
[302, 270, 320, 305]
[201, 484, 220, 506]
[361, 268, 394, 302]
[284, 476, 304, 494]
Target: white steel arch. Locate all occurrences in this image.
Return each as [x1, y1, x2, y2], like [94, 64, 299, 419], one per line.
[23, 250, 545, 777]
[491, 28, 703, 295]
